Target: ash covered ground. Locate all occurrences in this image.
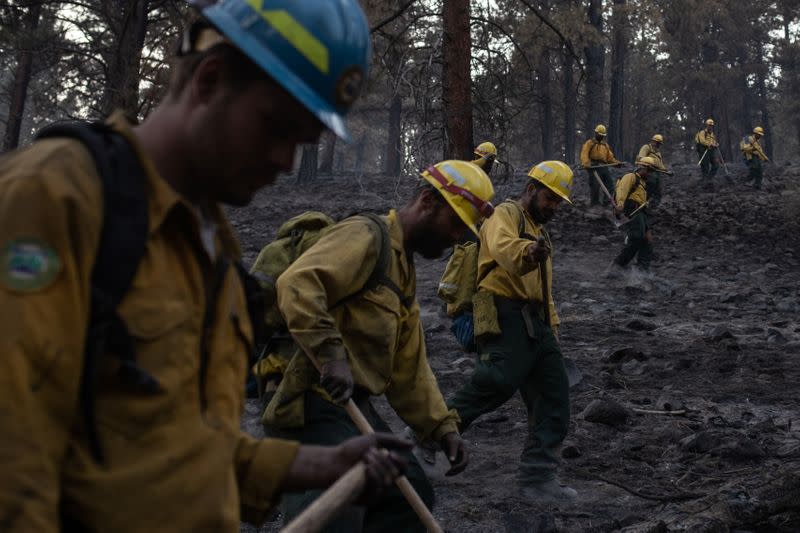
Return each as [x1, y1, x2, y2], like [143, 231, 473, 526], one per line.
[236, 161, 800, 533]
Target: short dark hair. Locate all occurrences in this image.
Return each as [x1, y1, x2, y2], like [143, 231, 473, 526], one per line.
[520, 179, 546, 196]
[168, 22, 271, 98]
[414, 182, 447, 205]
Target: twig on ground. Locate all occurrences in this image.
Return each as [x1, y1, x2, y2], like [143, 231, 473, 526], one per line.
[632, 408, 688, 416]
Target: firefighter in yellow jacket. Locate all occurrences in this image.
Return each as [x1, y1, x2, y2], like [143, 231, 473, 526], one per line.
[581, 124, 622, 206]
[636, 134, 671, 206]
[741, 126, 769, 190]
[613, 157, 656, 271]
[695, 118, 720, 179]
[448, 161, 578, 502]
[0, 3, 410, 532]
[264, 160, 494, 532]
[472, 141, 498, 175]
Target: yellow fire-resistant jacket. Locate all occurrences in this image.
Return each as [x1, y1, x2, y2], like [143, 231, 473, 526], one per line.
[580, 138, 619, 168]
[0, 113, 298, 532]
[741, 135, 767, 161]
[476, 201, 559, 327]
[267, 211, 459, 442]
[615, 172, 648, 208]
[695, 129, 718, 148]
[636, 143, 667, 171]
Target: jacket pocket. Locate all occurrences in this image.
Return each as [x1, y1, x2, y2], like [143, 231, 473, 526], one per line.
[95, 297, 192, 439]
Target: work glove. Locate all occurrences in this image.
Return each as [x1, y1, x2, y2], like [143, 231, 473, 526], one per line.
[320, 359, 354, 404]
[440, 432, 469, 476]
[644, 229, 653, 243]
[525, 238, 551, 264]
[450, 313, 476, 352]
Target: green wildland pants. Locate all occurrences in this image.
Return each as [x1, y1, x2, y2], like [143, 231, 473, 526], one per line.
[746, 157, 763, 189]
[263, 391, 434, 533]
[697, 145, 719, 178]
[614, 206, 652, 270]
[448, 297, 570, 484]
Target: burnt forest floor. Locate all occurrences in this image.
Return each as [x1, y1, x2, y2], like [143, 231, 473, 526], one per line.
[236, 160, 800, 533]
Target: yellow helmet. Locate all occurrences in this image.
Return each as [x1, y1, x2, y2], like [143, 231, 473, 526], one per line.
[594, 124, 607, 136]
[527, 160, 574, 205]
[705, 118, 715, 126]
[753, 126, 765, 135]
[474, 141, 497, 158]
[638, 156, 657, 169]
[420, 160, 495, 235]
[651, 134, 664, 143]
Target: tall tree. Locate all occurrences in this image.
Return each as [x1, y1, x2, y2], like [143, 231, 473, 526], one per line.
[99, 0, 152, 117]
[442, 0, 474, 160]
[2, 1, 42, 151]
[608, 0, 627, 157]
[583, 0, 605, 137]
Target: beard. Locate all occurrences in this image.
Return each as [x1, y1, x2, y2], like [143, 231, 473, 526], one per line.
[528, 201, 555, 224]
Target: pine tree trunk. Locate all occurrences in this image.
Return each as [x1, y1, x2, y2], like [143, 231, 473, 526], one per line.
[2, 2, 42, 151]
[583, 0, 606, 137]
[562, 48, 576, 163]
[538, 48, 554, 160]
[297, 144, 319, 183]
[100, 0, 151, 118]
[442, 0, 474, 160]
[608, 0, 627, 157]
[319, 132, 336, 174]
[384, 92, 403, 175]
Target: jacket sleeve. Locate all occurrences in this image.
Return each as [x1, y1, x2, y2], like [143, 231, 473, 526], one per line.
[235, 433, 300, 525]
[276, 218, 380, 366]
[615, 174, 633, 208]
[385, 304, 460, 442]
[481, 203, 537, 278]
[580, 141, 592, 168]
[0, 141, 102, 532]
[606, 144, 620, 164]
[636, 144, 649, 163]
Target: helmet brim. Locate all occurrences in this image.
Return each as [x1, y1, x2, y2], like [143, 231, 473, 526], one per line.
[204, 5, 354, 142]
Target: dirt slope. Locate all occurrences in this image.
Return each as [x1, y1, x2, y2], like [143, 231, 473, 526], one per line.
[236, 161, 800, 533]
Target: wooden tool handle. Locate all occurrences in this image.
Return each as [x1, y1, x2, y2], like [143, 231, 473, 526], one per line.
[302, 349, 444, 533]
[281, 463, 367, 533]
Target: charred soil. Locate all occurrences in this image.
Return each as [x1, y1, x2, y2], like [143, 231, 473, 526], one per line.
[237, 162, 800, 533]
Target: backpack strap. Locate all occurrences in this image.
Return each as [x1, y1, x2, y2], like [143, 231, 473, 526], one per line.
[359, 212, 414, 309]
[36, 121, 153, 464]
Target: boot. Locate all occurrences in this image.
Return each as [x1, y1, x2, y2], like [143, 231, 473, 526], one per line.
[520, 478, 578, 502]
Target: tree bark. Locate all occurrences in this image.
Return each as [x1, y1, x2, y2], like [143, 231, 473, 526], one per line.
[318, 132, 336, 174]
[536, 46, 553, 159]
[608, 0, 627, 157]
[384, 92, 403, 175]
[583, 0, 606, 138]
[297, 144, 319, 183]
[2, 2, 42, 151]
[562, 46, 576, 163]
[100, 0, 151, 118]
[755, 45, 773, 159]
[442, 0, 474, 160]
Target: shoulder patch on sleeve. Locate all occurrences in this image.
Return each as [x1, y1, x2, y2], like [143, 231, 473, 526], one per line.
[1, 238, 61, 292]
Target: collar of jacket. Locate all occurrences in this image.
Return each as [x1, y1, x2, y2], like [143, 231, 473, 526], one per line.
[105, 111, 241, 259]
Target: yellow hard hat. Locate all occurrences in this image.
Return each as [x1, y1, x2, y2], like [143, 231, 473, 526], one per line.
[474, 141, 497, 158]
[753, 126, 765, 135]
[638, 156, 657, 169]
[420, 160, 495, 235]
[527, 160, 574, 205]
[594, 124, 607, 136]
[652, 134, 664, 143]
[705, 118, 715, 126]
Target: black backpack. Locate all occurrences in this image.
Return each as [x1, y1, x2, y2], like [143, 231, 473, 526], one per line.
[34, 122, 267, 465]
